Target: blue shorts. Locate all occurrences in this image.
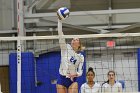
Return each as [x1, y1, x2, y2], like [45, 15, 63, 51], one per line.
[57, 74, 77, 88]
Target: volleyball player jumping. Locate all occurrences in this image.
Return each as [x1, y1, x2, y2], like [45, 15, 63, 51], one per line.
[57, 20, 85, 93]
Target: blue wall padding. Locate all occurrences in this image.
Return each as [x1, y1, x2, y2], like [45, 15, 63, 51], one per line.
[9, 51, 86, 93]
[138, 48, 140, 91]
[35, 52, 61, 93]
[9, 52, 35, 93]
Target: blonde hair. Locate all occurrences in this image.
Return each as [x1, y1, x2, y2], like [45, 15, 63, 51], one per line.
[78, 39, 85, 51]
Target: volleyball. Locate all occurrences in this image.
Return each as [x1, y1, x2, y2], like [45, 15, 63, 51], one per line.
[57, 7, 70, 20]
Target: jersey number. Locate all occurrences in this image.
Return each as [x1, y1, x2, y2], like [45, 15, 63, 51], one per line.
[70, 56, 77, 65]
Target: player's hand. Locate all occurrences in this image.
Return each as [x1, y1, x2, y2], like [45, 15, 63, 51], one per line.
[68, 74, 78, 82]
[68, 74, 74, 78]
[70, 77, 74, 81]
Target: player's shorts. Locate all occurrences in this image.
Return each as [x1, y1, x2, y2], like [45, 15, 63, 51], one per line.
[57, 74, 77, 88]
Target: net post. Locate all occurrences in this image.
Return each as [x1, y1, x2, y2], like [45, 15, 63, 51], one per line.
[17, 0, 25, 92]
[17, 39, 21, 93]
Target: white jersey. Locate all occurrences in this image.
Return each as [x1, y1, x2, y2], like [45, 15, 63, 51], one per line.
[59, 44, 84, 76]
[102, 81, 122, 93]
[80, 82, 100, 93]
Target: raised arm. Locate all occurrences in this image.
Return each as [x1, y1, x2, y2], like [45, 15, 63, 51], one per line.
[58, 19, 67, 51]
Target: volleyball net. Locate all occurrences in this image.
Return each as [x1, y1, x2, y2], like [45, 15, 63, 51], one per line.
[0, 33, 140, 93]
